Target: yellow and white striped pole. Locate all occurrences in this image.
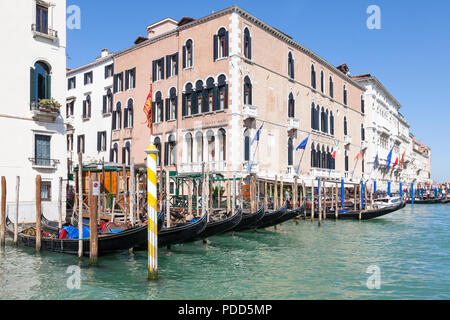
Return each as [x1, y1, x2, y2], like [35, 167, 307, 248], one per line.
[145, 145, 158, 280]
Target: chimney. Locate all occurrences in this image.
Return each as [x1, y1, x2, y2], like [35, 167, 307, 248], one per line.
[101, 49, 109, 58]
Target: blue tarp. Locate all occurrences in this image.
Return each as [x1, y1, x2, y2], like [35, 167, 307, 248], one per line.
[107, 229, 124, 234]
[61, 226, 90, 239]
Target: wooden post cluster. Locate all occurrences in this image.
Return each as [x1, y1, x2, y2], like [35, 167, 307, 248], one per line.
[89, 174, 99, 264]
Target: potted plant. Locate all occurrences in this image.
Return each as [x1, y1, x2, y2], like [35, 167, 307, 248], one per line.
[38, 98, 61, 113]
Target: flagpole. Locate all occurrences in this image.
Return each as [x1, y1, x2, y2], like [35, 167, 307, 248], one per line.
[248, 140, 260, 174]
[295, 134, 310, 175]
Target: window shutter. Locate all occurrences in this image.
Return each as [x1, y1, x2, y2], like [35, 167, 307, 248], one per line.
[113, 75, 118, 93]
[46, 75, 51, 99]
[213, 35, 218, 61]
[82, 100, 86, 118]
[125, 70, 129, 90]
[182, 94, 186, 116]
[202, 90, 208, 113]
[30, 68, 36, 103]
[182, 46, 186, 69]
[160, 58, 165, 80]
[152, 61, 156, 81]
[225, 31, 229, 57]
[152, 102, 156, 123]
[112, 111, 116, 130]
[192, 91, 198, 114]
[132, 67, 136, 88]
[164, 142, 169, 166]
[103, 95, 107, 114]
[175, 53, 179, 75]
[224, 84, 229, 109]
[104, 66, 107, 79]
[166, 56, 170, 78]
[77, 136, 80, 154]
[165, 98, 170, 121]
[249, 83, 252, 105]
[97, 132, 101, 152]
[88, 101, 91, 118]
[67, 79, 70, 90]
[213, 87, 219, 111]
[248, 36, 252, 60]
[124, 108, 128, 128]
[174, 96, 178, 120]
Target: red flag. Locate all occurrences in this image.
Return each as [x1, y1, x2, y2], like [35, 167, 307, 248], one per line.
[393, 157, 399, 168]
[143, 78, 153, 134]
[400, 151, 406, 169]
[354, 148, 367, 161]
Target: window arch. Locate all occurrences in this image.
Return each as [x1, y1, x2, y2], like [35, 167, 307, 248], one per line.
[167, 87, 178, 121]
[206, 130, 215, 162]
[217, 74, 228, 110]
[106, 88, 113, 113]
[154, 137, 161, 166]
[195, 132, 203, 163]
[214, 27, 229, 60]
[183, 39, 193, 68]
[124, 98, 133, 128]
[288, 52, 294, 79]
[110, 143, 118, 163]
[311, 64, 316, 89]
[243, 27, 252, 59]
[321, 107, 326, 133]
[182, 83, 193, 116]
[185, 133, 193, 163]
[218, 129, 226, 162]
[122, 141, 131, 165]
[288, 93, 295, 118]
[244, 129, 250, 162]
[112, 101, 121, 130]
[195, 80, 204, 115]
[288, 138, 294, 166]
[30, 61, 51, 105]
[205, 77, 215, 112]
[329, 76, 334, 98]
[244, 76, 252, 105]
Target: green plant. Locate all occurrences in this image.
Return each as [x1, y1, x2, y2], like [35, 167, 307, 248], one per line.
[38, 98, 61, 111]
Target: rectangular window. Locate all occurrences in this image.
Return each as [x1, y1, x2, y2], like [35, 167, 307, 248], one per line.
[156, 60, 163, 81]
[114, 73, 123, 93]
[170, 98, 176, 120]
[67, 134, 73, 152]
[171, 55, 177, 76]
[219, 91, 225, 110]
[98, 131, 107, 152]
[84, 71, 93, 85]
[187, 98, 192, 115]
[35, 135, 51, 166]
[36, 5, 48, 34]
[66, 101, 74, 118]
[197, 96, 203, 112]
[208, 94, 213, 112]
[68, 77, 76, 90]
[105, 64, 114, 78]
[41, 181, 52, 202]
[125, 68, 136, 90]
[77, 135, 85, 154]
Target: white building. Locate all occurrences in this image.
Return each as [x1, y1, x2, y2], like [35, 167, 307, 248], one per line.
[408, 134, 432, 187]
[353, 74, 412, 192]
[65, 49, 115, 174]
[0, 0, 67, 222]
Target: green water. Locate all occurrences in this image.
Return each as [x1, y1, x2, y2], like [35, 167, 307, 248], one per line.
[1, 204, 449, 300]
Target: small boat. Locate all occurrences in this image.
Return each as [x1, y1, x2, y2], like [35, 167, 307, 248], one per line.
[231, 205, 265, 232]
[323, 199, 406, 220]
[258, 203, 306, 229]
[440, 198, 450, 204]
[5, 216, 148, 256]
[187, 209, 243, 242]
[157, 212, 208, 248]
[407, 198, 441, 204]
[248, 204, 288, 230]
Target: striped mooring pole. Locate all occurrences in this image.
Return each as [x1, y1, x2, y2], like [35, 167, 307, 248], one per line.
[145, 145, 158, 280]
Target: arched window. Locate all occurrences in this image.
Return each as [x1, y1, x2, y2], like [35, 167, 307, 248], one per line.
[154, 137, 161, 166]
[122, 141, 130, 165]
[311, 65, 316, 89]
[361, 124, 365, 141]
[311, 103, 315, 130]
[195, 132, 203, 162]
[288, 93, 295, 118]
[317, 144, 322, 169]
[321, 146, 326, 169]
[30, 61, 51, 105]
[325, 109, 329, 133]
[288, 138, 294, 166]
[329, 76, 334, 98]
[288, 52, 294, 79]
[343, 85, 348, 105]
[107, 89, 113, 113]
[244, 129, 250, 162]
[311, 143, 316, 168]
[315, 105, 320, 130]
[206, 130, 215, 162]
[110, 143, 118, 163]
[218, 129, 226, 162]
[217, 75, 228, 110]
[344, 117, 348, 136]
[244, 76, 252, 105]
[183, 39, 193, 68]
[321, 107, 326, 133]
[214, 27, 229, 60]
[243, 27, 252, 59]
[155, 91, 163, 122]
[330, 111, 335, 136]
[186, 133, 193, 163]
[168, 134, 176, 166]
[182, 83, 193, 116]
[320, 70, 324, 93]
[83, 95, 91, 119]
[326, 147, 331, 169]
[112, 102, 121, 130]
[345, 150, 349, 172]
[124, 99, 133, 128]
[195, 80, 204, 115]
[205, 77, 215, 113]
[167, 87, 177, 120]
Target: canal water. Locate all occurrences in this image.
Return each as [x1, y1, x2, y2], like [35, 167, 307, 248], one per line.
[1, 204, 449, 300]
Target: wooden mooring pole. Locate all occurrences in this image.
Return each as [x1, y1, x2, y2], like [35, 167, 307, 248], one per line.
[14, 176, 20, 244]
[36, 175, 42, 252]
[130, 158, 136, 227]
[1, 176, 6, 246]
[89, 174, 98, 264]
[78, 153, 84, 258]
[145, 146, 158, 280]
[58, 177, 63, 230]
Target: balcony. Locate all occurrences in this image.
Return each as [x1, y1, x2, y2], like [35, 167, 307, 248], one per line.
[311, 168, 341, 179]
[31, 24, 58, 42]
[287, 118, 300, 131]
[31, 101, 60, 122]
[243, 104, 258, 120]
[179, 161, 227, 174]
[287, 165, 297, 175]
[344, 135, 352, 145]
[29, 158, 60, 170]
[243, 161, 259, 174]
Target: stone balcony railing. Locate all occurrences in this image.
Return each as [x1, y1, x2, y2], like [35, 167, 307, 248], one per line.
[179, 161, 227, 174]
[31, 24, 58, 42]
[243, 161, 259, 174]
[243, 104, 258, 120]
[310, 168, 341, 179]
[29, 157, 60, 170]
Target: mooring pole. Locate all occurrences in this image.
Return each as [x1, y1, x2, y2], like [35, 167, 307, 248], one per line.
[1, 176, 6, 246]
[274, 175, 278, 210]
[130, 158, 136, 227]
[36, 175, 42, 252]
[165, 169, 171, 228]
[400, 182, 403, 198]
[318, 178, 322, 226]
[89, 174, 98, 264]
[388, 181, 391, 197]
[78, 153, 83, 258]
[311, 180, 315, 222]
[232, 174, 236, 215]
[146, 145, 158, 280]
[361, 179, 364, 210]
[58, 177, 63, 230]
[14, 176, 20, 244]
[411, 183, 414, 204]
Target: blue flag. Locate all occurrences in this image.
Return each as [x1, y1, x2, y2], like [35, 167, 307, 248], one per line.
[296, 137, 309, 151]
[250, 124, 264, 146]
[387, 147, 394, 169]
[374, 153, 380, 170]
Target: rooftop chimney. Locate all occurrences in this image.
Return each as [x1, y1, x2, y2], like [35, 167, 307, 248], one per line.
[101, 49, 109, 58]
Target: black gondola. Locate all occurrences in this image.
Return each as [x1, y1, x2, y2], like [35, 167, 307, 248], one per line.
[246, 204, 288, 230]
[440, 199, 450, 204]
[407, 198, 441, 204]
[258, 203, 306, 229]
[318, 199, 406, 220]
[5, 216, 148, 256]
[188, 209, 243, 242]
[231, 205, 265, 232]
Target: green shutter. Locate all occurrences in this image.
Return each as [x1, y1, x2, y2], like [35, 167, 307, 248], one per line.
[46, 74, 51, 99]
[30, 68, 36, 103]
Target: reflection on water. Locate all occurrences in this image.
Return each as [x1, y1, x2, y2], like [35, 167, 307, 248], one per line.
[1, 204, 449, 299]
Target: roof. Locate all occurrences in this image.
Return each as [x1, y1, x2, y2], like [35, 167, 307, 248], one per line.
[67, 53, 115, 76]
[352, 74, 401, 109]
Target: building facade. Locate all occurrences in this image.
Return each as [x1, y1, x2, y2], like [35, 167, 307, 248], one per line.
[0, 0, 67, 222]
[409, 134, 432, 186]
[65, 49, 115, 174]
[111, 6, 366, 185]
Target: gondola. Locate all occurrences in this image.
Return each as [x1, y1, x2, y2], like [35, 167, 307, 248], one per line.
[246, 203, 288, 230]
[440, 198, 450, 204]
[231, 205, 265, 232]
[319, 199, 406, 220]
[5, 216, 148, 256]
[407, 198, 442, 204]
[258, 203, 306, 229]
[187, 209, 243, 242]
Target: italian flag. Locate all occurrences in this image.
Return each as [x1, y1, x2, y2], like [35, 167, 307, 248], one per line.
[332, 142, 340, 159]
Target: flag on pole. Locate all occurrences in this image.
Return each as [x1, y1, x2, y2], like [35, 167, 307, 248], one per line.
[332, 142, 340, 159]
[296, 136, 309, 151]
[250, 123, 264, 146]
[387, 147, 394, 169]
[374, 153, 380, 170]
[143, 77, 153, 134]
[400, 151, 406, 169]
[393, 157, 399, 168]
[354, 148, 367, 161]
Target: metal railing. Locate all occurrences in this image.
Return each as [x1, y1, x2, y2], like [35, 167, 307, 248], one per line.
[31, 24, 58, 39]
[29, 158, 60, 168]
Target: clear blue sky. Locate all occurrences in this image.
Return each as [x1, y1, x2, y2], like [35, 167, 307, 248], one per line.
[67, 0, 450, 182]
